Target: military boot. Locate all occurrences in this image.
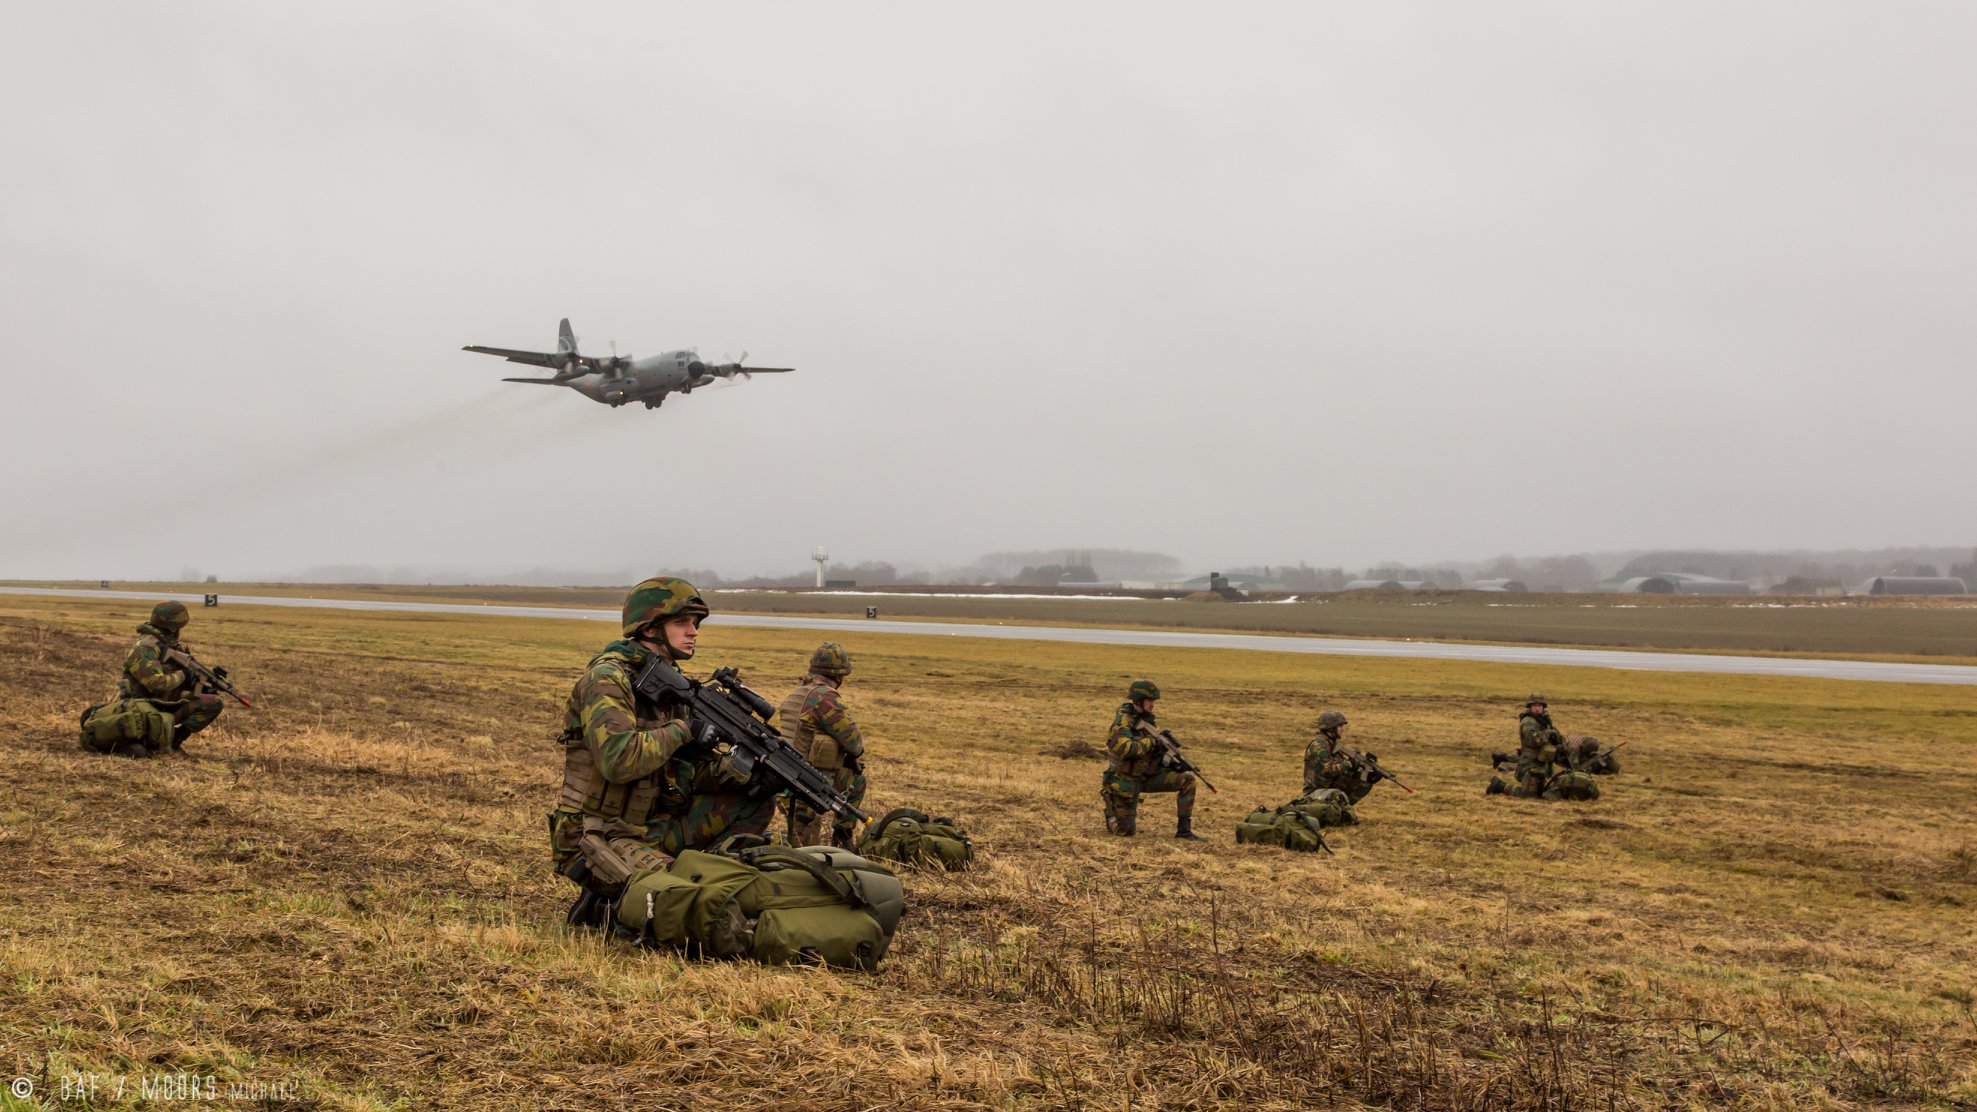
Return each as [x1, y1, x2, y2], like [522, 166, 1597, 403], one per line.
[1485, 776, 1508, 796]
[1174, 817, 1206, 841]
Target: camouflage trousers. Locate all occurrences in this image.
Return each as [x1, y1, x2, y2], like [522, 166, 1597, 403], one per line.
[1308, 772, 1373, 805]
[159, 694, 224, 745]
[789, 766, 868, 848]
[546, 808, 674, 886]
[1102, 769, 1196, 836]
[644, 790, 778, 858]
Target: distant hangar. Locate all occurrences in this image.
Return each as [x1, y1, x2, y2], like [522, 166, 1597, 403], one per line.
[1857, 576, 1969, 596]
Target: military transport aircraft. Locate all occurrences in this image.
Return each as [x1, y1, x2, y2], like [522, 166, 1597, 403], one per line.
[464, 318, 792, 409]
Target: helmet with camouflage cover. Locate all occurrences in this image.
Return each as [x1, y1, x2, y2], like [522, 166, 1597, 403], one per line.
[1525, 692, 1548, 708]
[1128, 679, 1160, 702]
[621, 576, 710, 638]
[149, 600, 189, 635]
[1317, 710, 1348, 731]
[809, 642, 852, 678]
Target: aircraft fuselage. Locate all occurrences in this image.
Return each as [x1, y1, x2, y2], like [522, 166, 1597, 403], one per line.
[565, 350, 715, 407]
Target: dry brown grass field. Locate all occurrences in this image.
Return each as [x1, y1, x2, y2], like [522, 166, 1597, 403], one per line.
[2, 594, 1974, 1110]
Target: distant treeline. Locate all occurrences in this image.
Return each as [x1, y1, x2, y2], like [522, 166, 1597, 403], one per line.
[249, 545, 1974, 592]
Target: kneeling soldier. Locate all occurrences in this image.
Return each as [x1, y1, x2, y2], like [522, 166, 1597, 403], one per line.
[1304, 710, 1378, 803]
[778, 642, 868, 849]
[549, 577, 773, 920]
[121, 601, 225, 750]
[1102, 679, 1203, 840]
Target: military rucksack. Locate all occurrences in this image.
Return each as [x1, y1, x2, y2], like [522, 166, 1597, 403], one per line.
[857, 807, 974, 870]
[1235, 789, 1357, 853]
[614, 845, 904, 970]
[1547, 771, 1601, 801]
[78, 699, 174, 754]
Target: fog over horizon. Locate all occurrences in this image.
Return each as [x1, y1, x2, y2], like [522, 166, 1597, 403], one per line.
[4, 3, 1973, 583]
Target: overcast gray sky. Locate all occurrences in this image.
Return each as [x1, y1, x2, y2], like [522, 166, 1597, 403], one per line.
[4, 2, 1972, 581]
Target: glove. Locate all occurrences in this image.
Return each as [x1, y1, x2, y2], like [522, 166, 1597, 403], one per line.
[676, 713, 718, 755]
[710, 746, 751, 786]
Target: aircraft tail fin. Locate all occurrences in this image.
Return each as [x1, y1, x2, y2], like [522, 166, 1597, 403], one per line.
[558, 318, 578, 355]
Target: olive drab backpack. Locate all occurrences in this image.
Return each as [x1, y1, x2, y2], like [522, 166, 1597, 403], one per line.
[1548, 771, 1601, 801]
[857, 807, 975, 870]
[1234, 788, 1358, 853]
[614, 845, 905, 970]
[78, 699, 174, 754]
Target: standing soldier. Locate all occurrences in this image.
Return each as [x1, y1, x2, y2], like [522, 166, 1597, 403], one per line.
[1102, 680, 1204, 840]
[777, 642, 868, 849]
[549, 577, 771, 920]
[120, 601, 225, 750]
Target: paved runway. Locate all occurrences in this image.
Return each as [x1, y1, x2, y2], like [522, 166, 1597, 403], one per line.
[6, 585, 1975, 686]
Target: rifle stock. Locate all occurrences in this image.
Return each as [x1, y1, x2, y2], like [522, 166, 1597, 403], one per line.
[1151, 728, 1218, 794]
[166, 646, 253, 708]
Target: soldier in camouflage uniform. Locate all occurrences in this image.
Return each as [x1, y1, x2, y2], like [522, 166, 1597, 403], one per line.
[1102, 680, 1204, 840]
[777, 642, 868, 849]
[118, 601, 225, 750]
[1304, 710, 1380, 803]
[548, 577, 774, 914]
[1487, 693, 1586, 799]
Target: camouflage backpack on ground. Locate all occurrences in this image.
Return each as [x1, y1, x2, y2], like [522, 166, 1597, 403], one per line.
[78, 699, 174, 755]
[614, 845, 904, 970]
[1548, 771, 1601, 801]
[857, 807, 974, 870]
[1235, 789, 1358, 853]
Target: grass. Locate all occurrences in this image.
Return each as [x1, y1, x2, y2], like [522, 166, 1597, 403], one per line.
[12, 579, 1977, 662]
[2, 593, 1974, 1109]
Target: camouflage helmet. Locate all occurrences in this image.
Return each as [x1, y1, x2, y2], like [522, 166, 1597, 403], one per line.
[1317, 710, 1348, 731]
[809, 642, 852, 678]
[149, 600, 189, 634]
[621, 576, 710, 638]
[1525, 692, 1549, 708]
[1128, 679, 1161, 702]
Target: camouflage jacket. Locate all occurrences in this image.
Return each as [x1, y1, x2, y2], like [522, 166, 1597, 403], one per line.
[1519, 712, 1564, 765]
[557, 640, 698, 832]
[1106, 701, 1164, 779]
[119, 623, 189, 701]
[777, 674, 864, 773]
[1303, 732, 1354, 793]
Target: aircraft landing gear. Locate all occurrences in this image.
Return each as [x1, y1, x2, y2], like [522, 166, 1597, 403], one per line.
[643, 399, 662, 409]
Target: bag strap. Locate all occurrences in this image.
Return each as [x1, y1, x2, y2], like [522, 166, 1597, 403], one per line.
[738, 847, 867, 909]
[869, 807, 930, 841]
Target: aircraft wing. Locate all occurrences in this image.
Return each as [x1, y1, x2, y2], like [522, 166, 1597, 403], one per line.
[464, 344, 568, 368]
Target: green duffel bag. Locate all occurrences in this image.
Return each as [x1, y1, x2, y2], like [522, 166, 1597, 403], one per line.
[1286, 788, 1358, 828]
[1235, 806, 1286, 846]
[1549, 771, 1601, 801]
[78, 699, 174, 754]
[615, 846, 904, 970]
[857, 807, 974, 869]
[1234, 806, 1331, 853]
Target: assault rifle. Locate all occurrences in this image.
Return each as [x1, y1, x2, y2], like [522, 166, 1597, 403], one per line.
[632, 656, 868, 825]
[165, 646, 253, 708]
[1342, 747, 1414, 794]
[1491, 739, 1628, 772]
[1150, 728, 1218, 794]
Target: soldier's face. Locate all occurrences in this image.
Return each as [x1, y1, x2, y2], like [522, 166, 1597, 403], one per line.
[662, 614, 701, 658]
[1529, 703, 1546, 714]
